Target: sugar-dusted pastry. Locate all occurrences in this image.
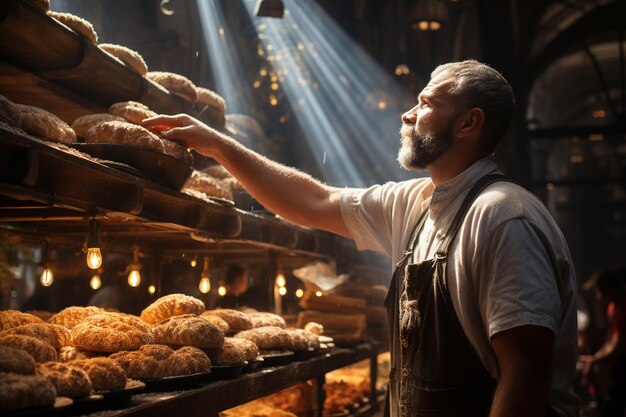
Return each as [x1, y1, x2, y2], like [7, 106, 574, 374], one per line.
[71, 313, 152, 352]
[147, 71, 198, 103]
[182, 170, 233, 201]
[247, 312, 286, 329]
[284, 329, 311, 351]
[109, 101, 156, 125]
[151, 314, 224, 349]
[70, 113, 125, 138]
[110, 344, 210, 379]
[59, 346, 104, 362]
[0, 310, 44, 331]
[0, 345, 36, 375]
[234, 326, 291, 350]
[0, 334, 57, 362]
[224, 337, 259, 362]
[48, 306, 105, 329]
[161, 138, 193, 163]
[140, 293, 205, 324]
[203, 309, 252, 333]
[99, 44, 148, 75]
[0, 372, 56, 412]
[199, 312, 230, 334]
[48, 11, 98, 44]
[36, 361, 92, 398]
[69, 357, 126, 391]
[0, 323, 71, 349]
[205, 337, 251, 366]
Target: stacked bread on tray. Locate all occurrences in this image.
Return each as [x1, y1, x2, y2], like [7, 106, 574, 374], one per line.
[0, 294, 324, 413]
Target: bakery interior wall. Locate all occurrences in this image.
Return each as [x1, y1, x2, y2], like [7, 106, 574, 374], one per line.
[3, 0, 625, 309]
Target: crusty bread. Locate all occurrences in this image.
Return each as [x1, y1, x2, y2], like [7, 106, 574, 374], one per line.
[183, 170, 233, 201]
[0, 334, 57, 363]
[71, 313, 152, 353]
[108, 101, 156, 125]
[99, 44, 148, 75]
[0, 310, 44, 331]
[195, 87, 226, 130]
[110, 344, 210, 379]
[84, 120, 165, 153]
[199, 312, 230, 334]
[69, 357, 126, 391]
[234, 326, 291, 350]
[59, 346, 104, 363]
[48, 11, 98, 44]
[151, 314, 224, 349]
[140, 293, 205, 324]
[0, 372, 56, 412]
[147, 71, 198, 103]
[36, 361, 92, 398]
[0, 345, 36, 375]
[71, 113, 125, 138]
[284, 329, 313, 351]
[248, 312, 286, 329]
[162, 346, 211, 376]
[206, 337, 258, 365]
[0, 323, 71, 349]
[196, 87, 226, 114]
[48, 306, 105, 330]
[0, 96, 76, 144]
[161, 138, 193, 163]
[203, 309, 253, 333]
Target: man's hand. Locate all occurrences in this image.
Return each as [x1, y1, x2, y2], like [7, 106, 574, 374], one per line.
[142, 114, 225, 157]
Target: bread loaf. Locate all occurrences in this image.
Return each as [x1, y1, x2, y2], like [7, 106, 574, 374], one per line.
[99, 44, 148, 75]
[0, 309, 44, 331]
[140, 293, 205, 324]
[0, 372, 56, 412]
[71, 313, 152, 352]
[36, 361, 92, 398]
[0, 334, 57, 362]
[151, 314, 224, 349]
[147, 71, 198, 103]
[69, 357, 127, 391]
[0, 346, 36, 375]
[0, 323, 71, 349]
[48, 11, 98, 44]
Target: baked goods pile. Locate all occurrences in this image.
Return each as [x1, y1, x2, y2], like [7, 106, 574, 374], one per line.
[324, 361, 372, 416]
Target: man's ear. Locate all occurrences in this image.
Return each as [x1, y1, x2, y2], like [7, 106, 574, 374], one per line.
[457, 108, 484, 139]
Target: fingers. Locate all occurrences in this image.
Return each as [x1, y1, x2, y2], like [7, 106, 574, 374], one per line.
[141, 114, 192, 129]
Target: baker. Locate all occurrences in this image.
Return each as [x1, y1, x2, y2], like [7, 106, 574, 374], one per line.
[144, 60, 580, 417]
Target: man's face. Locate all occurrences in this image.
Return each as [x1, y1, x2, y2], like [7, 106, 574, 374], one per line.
[398, 74, 458, 171]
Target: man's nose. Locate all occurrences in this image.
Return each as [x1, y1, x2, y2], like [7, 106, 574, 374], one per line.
[402, 108, 416, 124]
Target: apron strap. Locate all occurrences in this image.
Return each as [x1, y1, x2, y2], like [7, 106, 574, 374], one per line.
[395, 207, 430, 268]
[435, 173, 509, 258]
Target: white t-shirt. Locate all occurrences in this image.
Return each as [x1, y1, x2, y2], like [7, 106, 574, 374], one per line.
[340, 158, 580, 417]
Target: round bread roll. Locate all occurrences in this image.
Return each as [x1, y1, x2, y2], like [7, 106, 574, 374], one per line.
[0, 372, 56, 413]
[84, 120, 165, 153]
[147, 71, 198, 103]
[110, 344, 172, 379]
[0, 346, 36, 375]
[285, 329, 311, 351]
[161, 138, 193, 163]
[0, 323, 71, 349]
[69, 357, 126, 391]
[36, 361, 92, 398]
[99, 44, 148, 75]
[71, 113, 124, 138]
[59, 346, 104, 363]
[25, 0, 50, 12]
[204, 309, 253, 333]
[151, 314, 224, 349]
[162, 346, 211, 376]
[48, 306, 105, 330]
[0, 310, 44, 331]
[0, 334, 57, 362]
[199, 312, 230, 334]
[108, 101, 156, 125]
[71, 313, 152, 353]
[248, 312, 286, 329]
[234, 326, 291, 350]
[140, 293, 205, 324]
[48, 11, 98, 44]
[196, 87, 226, 114]
[204, 339, 246, 366]
[182, 170, 233, 201]
[224, 337, 259, 361]
[0, 96, 75, 144]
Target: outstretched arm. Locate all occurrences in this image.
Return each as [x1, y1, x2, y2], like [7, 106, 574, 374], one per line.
[143, 114, 352, 238]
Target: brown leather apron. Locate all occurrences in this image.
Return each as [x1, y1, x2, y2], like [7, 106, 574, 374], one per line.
[383, 173, 559, 417]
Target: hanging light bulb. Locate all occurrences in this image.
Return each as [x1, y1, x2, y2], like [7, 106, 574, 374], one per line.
[40, 267, 54, 287]
[190, 256, 197, 268]
[278, 286, 287, 296]
[295, 288, 304, 298]
[198, 257, 211, 294]
[218, 283, 227, 296]
[85, 220, 102, 270]
[315, 291, 323, 297]
[90, 274, 101, 290]
[275, 271, 286, 288]
[127, 245, 141, 287]
[148, 285, 156, 294]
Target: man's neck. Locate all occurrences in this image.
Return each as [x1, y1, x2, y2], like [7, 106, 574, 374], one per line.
[428, 151, 480, 186]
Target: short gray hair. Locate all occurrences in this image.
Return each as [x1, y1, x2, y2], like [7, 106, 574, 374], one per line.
[432, 60, 516, 153]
